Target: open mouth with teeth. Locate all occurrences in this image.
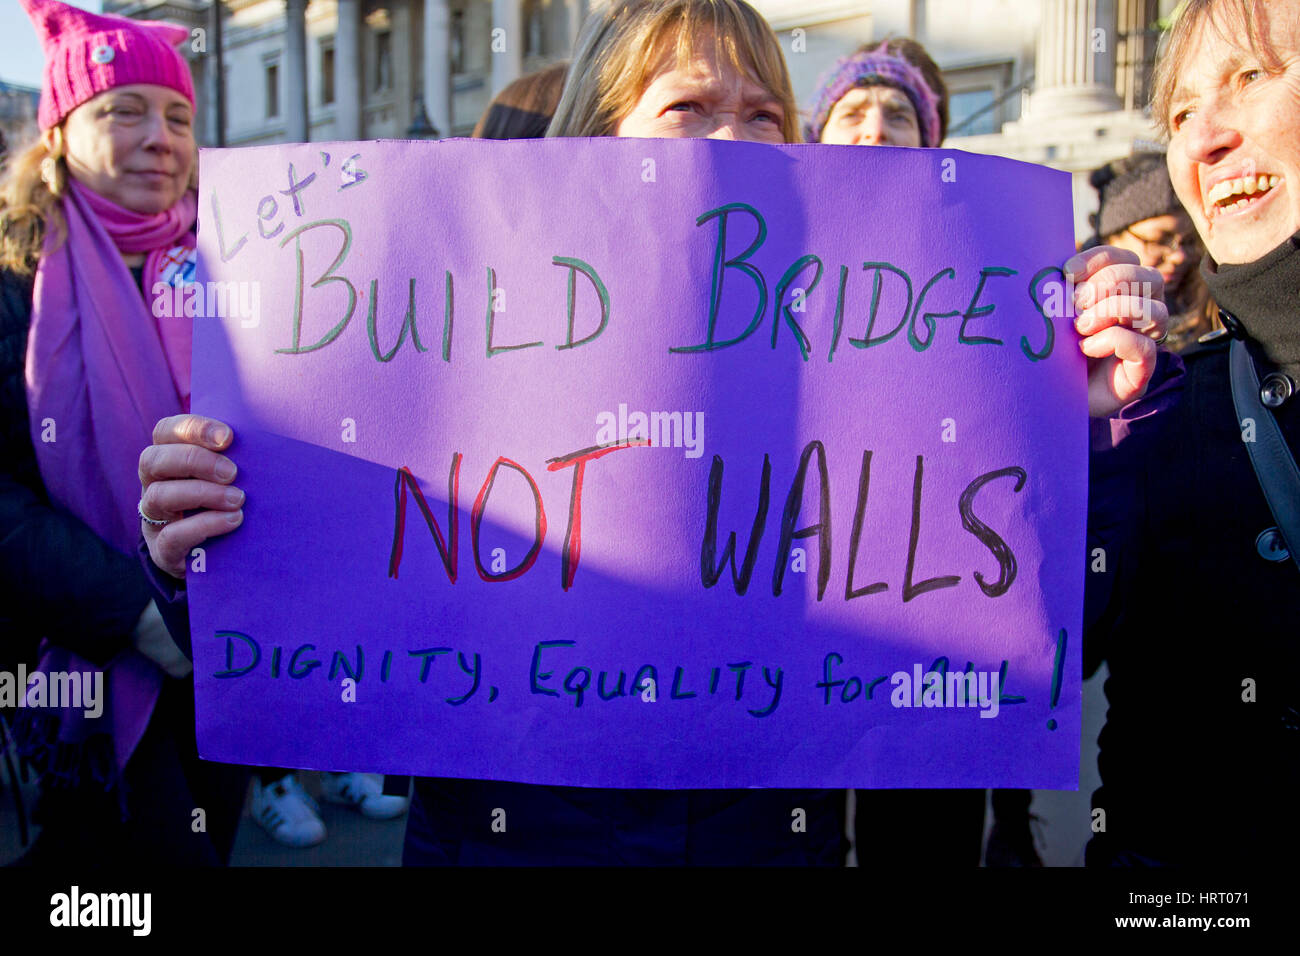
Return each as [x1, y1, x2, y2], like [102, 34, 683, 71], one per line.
[1206, 173, 1283, 217]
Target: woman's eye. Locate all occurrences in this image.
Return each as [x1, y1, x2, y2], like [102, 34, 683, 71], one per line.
[667, 101, 698, 114]
[1240, 68, 1262, 85]
[1171, 107, 1193, 130]
[752, 111, 780, 124]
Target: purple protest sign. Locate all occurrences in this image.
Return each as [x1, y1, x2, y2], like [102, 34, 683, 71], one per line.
[188, 138, 1083, 789]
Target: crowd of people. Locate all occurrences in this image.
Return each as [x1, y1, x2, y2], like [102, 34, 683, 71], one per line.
[1, 0, 1295, 867]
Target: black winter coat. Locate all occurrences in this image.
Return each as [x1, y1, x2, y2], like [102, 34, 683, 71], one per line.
[0, 266, 152, 671]
[1086, 234, 1300, 865]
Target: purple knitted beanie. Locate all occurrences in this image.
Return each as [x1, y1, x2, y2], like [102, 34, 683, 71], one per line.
[805, 47, 941, 146]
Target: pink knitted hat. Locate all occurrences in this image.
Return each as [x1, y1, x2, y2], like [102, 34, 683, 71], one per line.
[20, 0, 195, 131]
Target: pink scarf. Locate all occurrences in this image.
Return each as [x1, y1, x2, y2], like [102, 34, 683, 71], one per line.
[21, 179, 196, 789]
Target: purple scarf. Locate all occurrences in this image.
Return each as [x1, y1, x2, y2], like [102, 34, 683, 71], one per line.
[19, 180, 196, 803]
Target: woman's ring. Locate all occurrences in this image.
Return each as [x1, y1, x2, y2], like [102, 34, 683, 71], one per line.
[138, 499, 172, 527]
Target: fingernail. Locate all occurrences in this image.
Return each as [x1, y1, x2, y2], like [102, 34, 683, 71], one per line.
[227, 509, 243, 525]
[1075, 317, 1094, 334]
[215, 459, 236, 481]
[207, 424, 231, 446]
[224, 487, 245, 507]
[1063, 253, 1086, 278]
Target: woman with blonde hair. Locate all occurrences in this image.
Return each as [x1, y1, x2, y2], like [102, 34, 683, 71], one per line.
[1, 0, 249, 865]
[546, 0, 798, 143]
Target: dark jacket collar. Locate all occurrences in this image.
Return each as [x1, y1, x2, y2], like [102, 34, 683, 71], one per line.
[1202, 231, 1300, 380]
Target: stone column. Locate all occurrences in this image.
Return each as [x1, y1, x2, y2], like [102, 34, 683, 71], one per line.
[393, 0, 413, 132]
[491, 0, 523, 97]
[1029, 0, 1122, 117]
[206, 0, 225, 146]
[909, 0, 927, 41]
[423, 0, 451, 137]
[336, 0, 363, 139]
[1116, 0, 1160, 111]
[284, 0, 309, 142]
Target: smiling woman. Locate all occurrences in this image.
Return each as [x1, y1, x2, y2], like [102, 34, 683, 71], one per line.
[1085, 0, 1300, 867]
[1156, 0, 1300, 265]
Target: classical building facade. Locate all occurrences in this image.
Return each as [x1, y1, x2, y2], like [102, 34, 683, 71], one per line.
[763, 0, 1177, 237]
[0, 79, 41, 158]
[106, 0, 583, 142]
[107, 0, 1179, 238]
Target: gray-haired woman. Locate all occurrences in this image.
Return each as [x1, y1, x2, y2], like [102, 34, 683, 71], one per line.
[1087, 0, 1300, 866]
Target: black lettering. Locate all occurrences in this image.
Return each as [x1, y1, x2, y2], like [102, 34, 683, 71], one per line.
[958, 466, 1026, 597]
[701, 454, 770, 594]
[772, 440, 831, 599]
[845, 450, 888, 599]
[903, 455, 961, 601]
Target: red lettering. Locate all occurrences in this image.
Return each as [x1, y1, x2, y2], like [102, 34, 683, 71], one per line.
[472, 457, 547, 582]
[389, 456, 462, 581]
[547, 440, 650, 591]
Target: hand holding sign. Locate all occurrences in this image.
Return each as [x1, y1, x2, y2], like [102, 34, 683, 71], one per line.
[138, 413, 243, 578]
[1066, 246, 1168, 417]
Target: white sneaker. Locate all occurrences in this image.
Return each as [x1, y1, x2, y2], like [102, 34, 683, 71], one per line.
[250, 773, 326, 847]
[320, 772, 409, 820]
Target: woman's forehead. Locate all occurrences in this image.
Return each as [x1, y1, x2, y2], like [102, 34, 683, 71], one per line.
[832, 84, 913, 113]
[644, 25, 770, 93]
[96, 83, 192, 108]
[1132, 212, 1188, 232]
[1178, 1, 1296, 90]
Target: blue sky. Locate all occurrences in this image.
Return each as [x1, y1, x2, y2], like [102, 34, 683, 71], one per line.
[2, 0, 102, 89]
